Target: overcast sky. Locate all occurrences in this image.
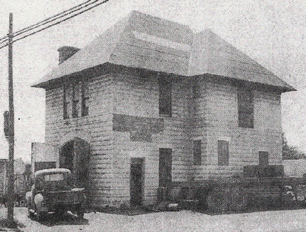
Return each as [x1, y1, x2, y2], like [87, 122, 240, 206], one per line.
[0, 0, 305, 163]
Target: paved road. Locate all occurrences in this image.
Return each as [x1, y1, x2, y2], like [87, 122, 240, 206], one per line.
[1, 207, 306, 231]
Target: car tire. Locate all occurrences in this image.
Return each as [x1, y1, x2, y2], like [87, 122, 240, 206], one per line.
[27, 201, 34, 218]
[28, 207, 34, 218]
[77, 209, 84, 219]
[55, 208, 66, 218]
[36, 210, 47, 221]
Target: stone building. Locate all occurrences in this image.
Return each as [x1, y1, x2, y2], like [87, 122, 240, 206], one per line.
[32, 11, 295, 207]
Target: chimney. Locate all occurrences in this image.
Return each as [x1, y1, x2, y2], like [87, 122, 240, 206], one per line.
[57, 46, 80, 65]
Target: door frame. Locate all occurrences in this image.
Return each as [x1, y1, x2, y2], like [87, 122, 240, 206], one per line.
[130, 158, 145, 207]
[159, 148, 172, 187]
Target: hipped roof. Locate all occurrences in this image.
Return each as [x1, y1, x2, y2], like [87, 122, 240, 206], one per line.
[32, 11, 295, 92]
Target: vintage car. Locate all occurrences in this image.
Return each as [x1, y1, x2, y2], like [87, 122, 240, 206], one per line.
[26, 168, 86, 220]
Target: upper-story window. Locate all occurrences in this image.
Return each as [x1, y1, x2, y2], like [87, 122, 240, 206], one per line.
[63, 79, 89, 119]
[72, 82, 80, 118]
[63, 83, 71, 119]
[238, 88, 254, 128]
[159, 77, 172, 117]
[81, 80, 89, 117]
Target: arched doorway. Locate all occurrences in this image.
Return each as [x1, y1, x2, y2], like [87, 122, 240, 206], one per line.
[60, 140, 74, 172]
[60, 138, 90, 189]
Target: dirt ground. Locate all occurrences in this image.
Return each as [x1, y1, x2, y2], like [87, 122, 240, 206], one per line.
[1, 207, 306, 231]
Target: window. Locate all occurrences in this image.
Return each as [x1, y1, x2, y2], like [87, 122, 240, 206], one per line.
[193, 140, 201, 165]
[63, 83, 71, 119]
[238, 89, 254, 128]
[159, 77, 172, 117]
[44, 173, 64, 181]
[63, 79, 89, 119]
[218, 140, 229, 166]
[72, 82, 79, 118]
[259, 151, 269, 166]
[159, 148, 172, 187]
[81, 80, 89, 117]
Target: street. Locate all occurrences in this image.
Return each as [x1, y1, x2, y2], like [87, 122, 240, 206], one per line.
[1, 207, 306, 231]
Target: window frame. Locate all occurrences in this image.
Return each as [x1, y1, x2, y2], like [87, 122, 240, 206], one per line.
[238, 88, 254, 128]
[218, 140, 229, 166]
[159, 77, 172, 117]
[81, 80, 89, 117]
[72, 81, 79, 118]
[63, 82, 70, 119]
[63, 79, 89, 120]
[193, 140, 202, 165]
[259, 151, 269, 166]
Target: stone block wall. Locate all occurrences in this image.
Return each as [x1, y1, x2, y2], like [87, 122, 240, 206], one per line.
[193, 78, 282, 181]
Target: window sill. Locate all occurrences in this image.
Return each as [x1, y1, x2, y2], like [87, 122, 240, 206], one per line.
[159, 114, 172, 118]
[63, 115, 89, 125]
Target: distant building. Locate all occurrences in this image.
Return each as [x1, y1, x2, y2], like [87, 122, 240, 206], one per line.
[32, 11, 295, 207]
[0, 158, 30, 198]
[31, 142, 58, 173]
[0, 159, 8, 199]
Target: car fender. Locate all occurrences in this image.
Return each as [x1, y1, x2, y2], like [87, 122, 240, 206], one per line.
[34, 193, 47, 212]
[25, 191, 32, 202]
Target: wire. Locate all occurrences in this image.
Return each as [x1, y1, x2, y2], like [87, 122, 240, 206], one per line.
[0, 0, 94, 43]
[14, 0, 94, 36]
[0, 0, 102, 46]
[0, 0, 109, 50]
[13, 0, 100, 39]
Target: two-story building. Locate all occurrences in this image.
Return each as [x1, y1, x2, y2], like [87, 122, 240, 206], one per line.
[32, 11, 295, 208]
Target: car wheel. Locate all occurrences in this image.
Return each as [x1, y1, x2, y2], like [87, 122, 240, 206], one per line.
[55, 208, 66, 217]
[27, 202, 34, 218]
[77, 209, 84, 219]
[28, 207, 34, 218]
[36, 210, 47, 221]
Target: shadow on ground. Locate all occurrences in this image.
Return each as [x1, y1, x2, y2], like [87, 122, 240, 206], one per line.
[29, 212, 89, 227]
[92, 206, 156, 216]
[195, 204, 306, 216]
[0, 218, 25, 232]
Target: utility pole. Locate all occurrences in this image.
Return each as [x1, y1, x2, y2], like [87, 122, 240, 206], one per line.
[7, 12, 15, 223]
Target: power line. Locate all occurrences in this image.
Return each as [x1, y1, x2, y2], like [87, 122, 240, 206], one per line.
[0, 0, 109, 50]
[0, 0, 95, 43]
[14, 0, 94, 37]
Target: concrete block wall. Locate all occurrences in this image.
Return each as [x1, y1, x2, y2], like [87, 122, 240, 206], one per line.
[112, 73, 193, 206]
[45, 74, 114, 207]
[193, 78, 283, 181]
[44, 70, 284, 207]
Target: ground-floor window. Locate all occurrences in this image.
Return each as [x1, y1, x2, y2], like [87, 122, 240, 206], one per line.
[218, 140, 229, 166]
[259, 151, 269, 166]
[159, 148, 172, 187]
[193, 140, 201, 165]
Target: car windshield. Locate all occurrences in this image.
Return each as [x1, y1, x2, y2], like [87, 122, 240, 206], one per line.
[44, 173, 65, 181]
[36, 172, 73, 190]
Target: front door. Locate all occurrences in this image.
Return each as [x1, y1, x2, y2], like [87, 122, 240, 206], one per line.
[130, 158, 144, 207]
[159, 148, 172, 187]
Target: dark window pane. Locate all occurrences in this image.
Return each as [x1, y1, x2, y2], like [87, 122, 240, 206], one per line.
[64, 102, 69, 119]
[72, 100, 79, 118]
[81, 81, 89, 117]
[238, 89, 254, 128]
[193, 140, 201, 165]
[72, 82, 79, 118]
[159, 148, 172, 187]
[63, 83, 70, 119]
[159, 77, 172, 117]
[259, 151, 269, 166]
[218, 140, 229, 166]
